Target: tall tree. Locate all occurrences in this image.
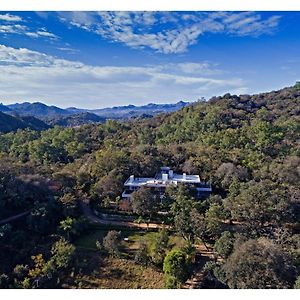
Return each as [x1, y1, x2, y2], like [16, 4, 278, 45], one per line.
[223, 238, 296, 288]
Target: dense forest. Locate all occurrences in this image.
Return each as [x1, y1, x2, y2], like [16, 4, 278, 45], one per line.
[0, 83, 300, 289]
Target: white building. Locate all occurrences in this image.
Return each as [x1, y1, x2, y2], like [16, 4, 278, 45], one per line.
[122, 167, 212, 199]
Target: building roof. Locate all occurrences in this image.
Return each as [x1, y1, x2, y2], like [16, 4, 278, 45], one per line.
[124, 172, 201, 188]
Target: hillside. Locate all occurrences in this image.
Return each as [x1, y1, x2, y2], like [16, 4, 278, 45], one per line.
[0, 82, 299, 289]
[7, 102, 71, 118]
[0, 111, 50, 133]
[46, 112, 106, 127]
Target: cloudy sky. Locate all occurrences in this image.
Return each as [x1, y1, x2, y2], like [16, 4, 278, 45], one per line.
[0, 11, 300, 108]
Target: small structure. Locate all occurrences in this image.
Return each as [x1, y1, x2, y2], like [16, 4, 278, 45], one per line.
[122, 167, 212, 200]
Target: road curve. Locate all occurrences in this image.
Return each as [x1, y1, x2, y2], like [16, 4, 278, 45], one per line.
[80, 201, 170, 229]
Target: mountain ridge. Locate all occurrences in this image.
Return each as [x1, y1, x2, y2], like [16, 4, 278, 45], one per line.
[0, 100, 191, 123]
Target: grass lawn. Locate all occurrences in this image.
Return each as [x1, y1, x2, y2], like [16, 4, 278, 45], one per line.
[75, 224, 185, 254]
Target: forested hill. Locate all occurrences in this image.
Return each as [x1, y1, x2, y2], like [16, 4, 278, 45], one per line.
[0, 82, 299, 289]
[0, 111, 50, 133]
[153, 82, 300, 145]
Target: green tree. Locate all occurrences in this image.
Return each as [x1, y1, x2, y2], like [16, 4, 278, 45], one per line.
[49, 238, 75, 270]
[171, 186, 195, 241]
[0, 274, 10, 288]
[163, 249, 190, 288]
[134, 241, 150, 266]
[103, 230, 122, 258]
[205, 203, 225, 236]
[223, 238, 296, 288]
[294, 276, 300, 289]
[149, 228, 170, 266]
[213, 231, 235, 259]
[131, 187, 159, 218]
[224, 180, 289, 227]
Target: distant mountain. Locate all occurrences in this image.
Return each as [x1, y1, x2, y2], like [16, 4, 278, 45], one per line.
[7, 102, 71, 118]
[0, 103, 12, 113]
[0, 100, 191, 125]
[0, 111, 50, 133]
[88, 101, 190, 119]
[46, 112, 106, 127]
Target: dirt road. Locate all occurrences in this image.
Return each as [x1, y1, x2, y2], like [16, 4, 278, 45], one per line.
[80, 201, 170, 229]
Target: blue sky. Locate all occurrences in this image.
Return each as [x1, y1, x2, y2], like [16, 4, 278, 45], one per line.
[0, 11, 299, 108]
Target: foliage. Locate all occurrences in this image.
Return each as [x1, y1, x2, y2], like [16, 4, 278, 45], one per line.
[294, 276, 300, 289]
[131, 187, 159, 217]
[134, 241, 150, 266]
[50, 238, 75, 270]
[103, 230, 122, 258]
[148, 228, 170, 266]
[163, 249, 190, 287]
[213, 231, 235, 258]
[223, 238, 296, 288]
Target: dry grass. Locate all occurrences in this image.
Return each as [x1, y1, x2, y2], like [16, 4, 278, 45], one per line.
[66, 257, 165, 289]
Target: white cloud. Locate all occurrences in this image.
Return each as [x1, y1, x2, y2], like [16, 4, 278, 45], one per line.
[0, 14, 58, 40]
[0, 24, 27, 34]
[58, 12, 281, 54]
[25, 30, 58, 39]
[0, 45, 247, 108]
[0, 13, 22, 22]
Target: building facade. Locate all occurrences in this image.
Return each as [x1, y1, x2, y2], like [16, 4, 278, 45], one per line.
[122, 167, 212, 200]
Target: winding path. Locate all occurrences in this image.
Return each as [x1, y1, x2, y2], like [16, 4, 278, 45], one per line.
[0, 210, 31, 226]
[80, 201, 170, 229]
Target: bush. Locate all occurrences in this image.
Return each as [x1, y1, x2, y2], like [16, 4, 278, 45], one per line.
[0, 273, 9, 288]
[134, 241, 150, 266]
[294, 276, 300, 289]
[213, 231, 235, 258]
[103, 230, 121, 258]
[163, 249, 190, 286]
[165, 275, 179, 289]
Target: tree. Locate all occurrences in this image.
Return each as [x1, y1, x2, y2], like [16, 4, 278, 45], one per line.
[171, 186, 195, 241]
[294, 276, 300, 289]
[190, 208, 209, 250]
[27, 203, 56, 234]
[93, 169, 124, 202]
[50, 238, 75, 270]
[223, 238, 296, 288]
[213, 231, 235, 259]
[163, 249, 190, 288]
[59, 216, 87, 240]
[59, 217, 77, 240]
[58, 193, 78, 217]
[0, 274, 9, 288]
[13, 264, 29, 280]
[149, 228, 170, 266]
[224, 180, 290, 228]
[28, 254, 47, 279]
[215, 162, 249, 190]
[205, 203, 225, 236]
[103, 230, 122, 258]
[134, 241, 150, 266]
[131, 187, 159, 218]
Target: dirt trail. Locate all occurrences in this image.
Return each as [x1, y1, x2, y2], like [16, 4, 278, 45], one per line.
[183, 244, 216, 289]
[80, 201, 170, 229]
[0, 210, 31, 226]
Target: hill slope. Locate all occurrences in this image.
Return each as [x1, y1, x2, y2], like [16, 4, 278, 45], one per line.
[46, 112, 106, 127]
[7, 102, 70, 118]
[0, 111, 50, 133]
